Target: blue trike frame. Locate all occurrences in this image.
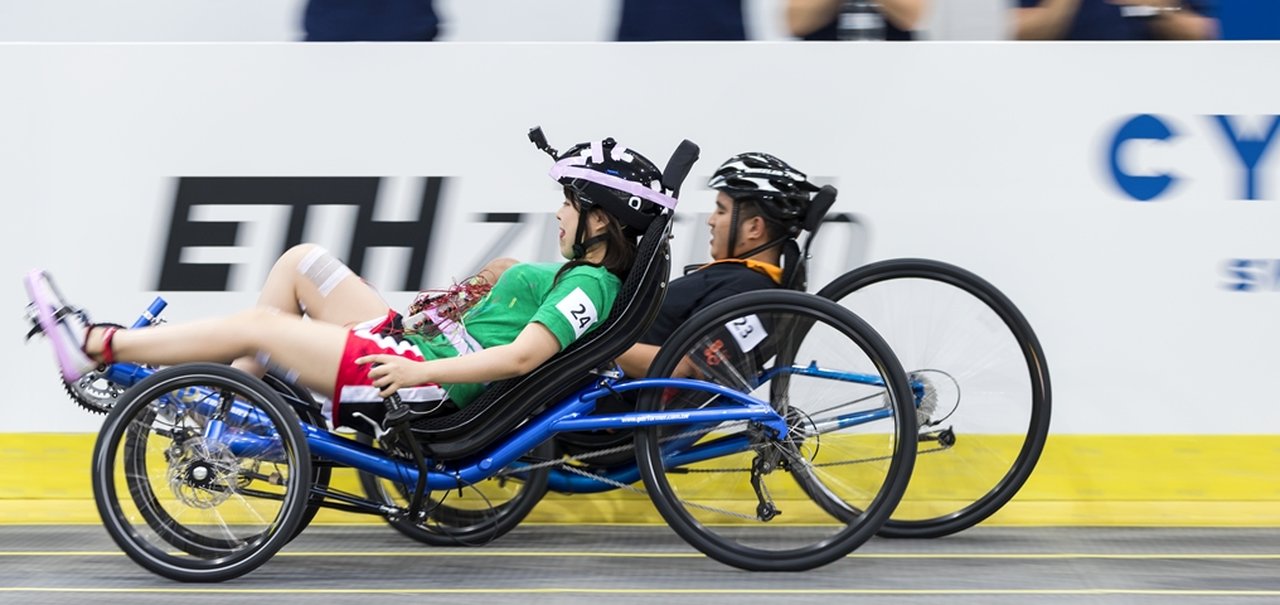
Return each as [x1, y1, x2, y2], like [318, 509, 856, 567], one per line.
[101, 296, 905, 499]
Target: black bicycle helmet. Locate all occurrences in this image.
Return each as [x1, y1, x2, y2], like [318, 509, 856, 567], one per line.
[707, 152, 819, 259]
[546, 137, 676, 258]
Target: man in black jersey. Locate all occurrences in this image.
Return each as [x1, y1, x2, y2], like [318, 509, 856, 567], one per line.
[615, 152, 820, 377]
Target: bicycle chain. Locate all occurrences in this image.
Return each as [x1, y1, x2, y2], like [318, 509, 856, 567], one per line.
[491, 422, 734, 477]
[502, 423, 760, 521]
[491, 423, 948, 523]
[495, 417, 952, 479]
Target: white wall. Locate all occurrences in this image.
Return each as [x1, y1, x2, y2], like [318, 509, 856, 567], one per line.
[4, 42, 1275, 435]
[0, 0, 1006, 42]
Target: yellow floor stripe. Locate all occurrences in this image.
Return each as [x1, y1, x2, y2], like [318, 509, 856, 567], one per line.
[5, 433, 1280, 525]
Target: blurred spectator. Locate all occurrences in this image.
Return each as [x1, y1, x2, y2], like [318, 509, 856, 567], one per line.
[616, 0, 746, 41]
[304, 0, 440, 41]
[788, 0, 930, 40]
[1014, 0, 1218, 39]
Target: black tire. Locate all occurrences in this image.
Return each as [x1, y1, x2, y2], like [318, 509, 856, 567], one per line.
[358, 438, 554, 546]
[817, 259, 1051, 539]
[636, 290, 917, 571]
[261, 373, 331, 539]
[114, 373, 326, 554]
[93, 363, 312, 582]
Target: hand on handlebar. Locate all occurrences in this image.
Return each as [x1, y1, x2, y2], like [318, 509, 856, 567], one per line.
[355, 354, 429, 399]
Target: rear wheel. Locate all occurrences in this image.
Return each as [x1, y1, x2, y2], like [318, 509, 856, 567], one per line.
[636, 290, 916, 571]
[817, 259, 1051, 538]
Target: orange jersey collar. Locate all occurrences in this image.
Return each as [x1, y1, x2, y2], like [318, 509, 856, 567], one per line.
[699, 259, 783, 284]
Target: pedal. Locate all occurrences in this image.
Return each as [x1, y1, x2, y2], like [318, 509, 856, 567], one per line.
[23, 304, 87, 341]
[23, 304, 42, 340]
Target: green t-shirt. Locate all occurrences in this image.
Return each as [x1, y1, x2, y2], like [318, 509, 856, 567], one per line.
[403, 262, 621, 407]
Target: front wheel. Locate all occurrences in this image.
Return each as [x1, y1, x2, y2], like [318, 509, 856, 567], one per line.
[93, 364, 312, 582]
[818, 259, 1051, 539]
[636, 290, 917, 571]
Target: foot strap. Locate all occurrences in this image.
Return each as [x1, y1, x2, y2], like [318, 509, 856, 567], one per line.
[99, 326, 118, 365]
[84, 324, 121, 366]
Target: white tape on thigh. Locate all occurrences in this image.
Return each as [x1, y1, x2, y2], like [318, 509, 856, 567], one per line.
[297, 247, 353, 297]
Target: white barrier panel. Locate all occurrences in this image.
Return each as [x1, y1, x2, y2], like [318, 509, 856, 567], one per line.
[1, 42, 1277, 435]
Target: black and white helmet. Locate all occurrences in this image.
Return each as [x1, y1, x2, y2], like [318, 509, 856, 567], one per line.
[708, 152, 819, 234]
[550, 138, 676, 237]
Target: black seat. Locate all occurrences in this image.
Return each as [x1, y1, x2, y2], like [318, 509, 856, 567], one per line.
[409, 205, 673, 460]
[779, 184, 837, 292]
[402, 133, 699, 461]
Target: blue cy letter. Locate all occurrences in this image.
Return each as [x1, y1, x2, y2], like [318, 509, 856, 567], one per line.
[1212, 115, 1280, 201]
[1108, 114, 1177, 202]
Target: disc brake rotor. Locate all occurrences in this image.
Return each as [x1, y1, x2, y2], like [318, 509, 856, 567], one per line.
[166, 440, 241, 508]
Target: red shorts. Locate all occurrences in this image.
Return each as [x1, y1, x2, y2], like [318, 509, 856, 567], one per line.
[334, 311, 448, 413]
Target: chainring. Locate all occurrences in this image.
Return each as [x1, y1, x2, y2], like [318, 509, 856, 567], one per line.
[45, 320, 130, 415]
[61, 368, 125, 415]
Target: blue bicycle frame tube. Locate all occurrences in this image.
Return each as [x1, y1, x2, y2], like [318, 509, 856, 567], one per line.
[292, 378, 789, 489]
[103, 362, 154, 387]
[758, 361, 886, 388]
[553, 378, 788, 435]
[759, 361, 926, 423]
[132, 298, 167, 329]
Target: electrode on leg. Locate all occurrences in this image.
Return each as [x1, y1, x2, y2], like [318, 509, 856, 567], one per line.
[297, 247, 353, 297]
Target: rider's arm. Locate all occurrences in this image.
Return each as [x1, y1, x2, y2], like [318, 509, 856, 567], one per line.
[616, 343, 660, 378]
[364, 269, 615, 395]
[359, 323, 561, 396]
[476, 257, 518, 285]
[621, 265, 774, 379]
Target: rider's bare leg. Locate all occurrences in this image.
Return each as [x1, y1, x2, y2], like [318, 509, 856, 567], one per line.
[251, 247, 515, 329]
[262, 244, 389, 325]
[230, 246, 516, 377]
[89, 308, 349, 398]
[233, 244, 387, 376]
